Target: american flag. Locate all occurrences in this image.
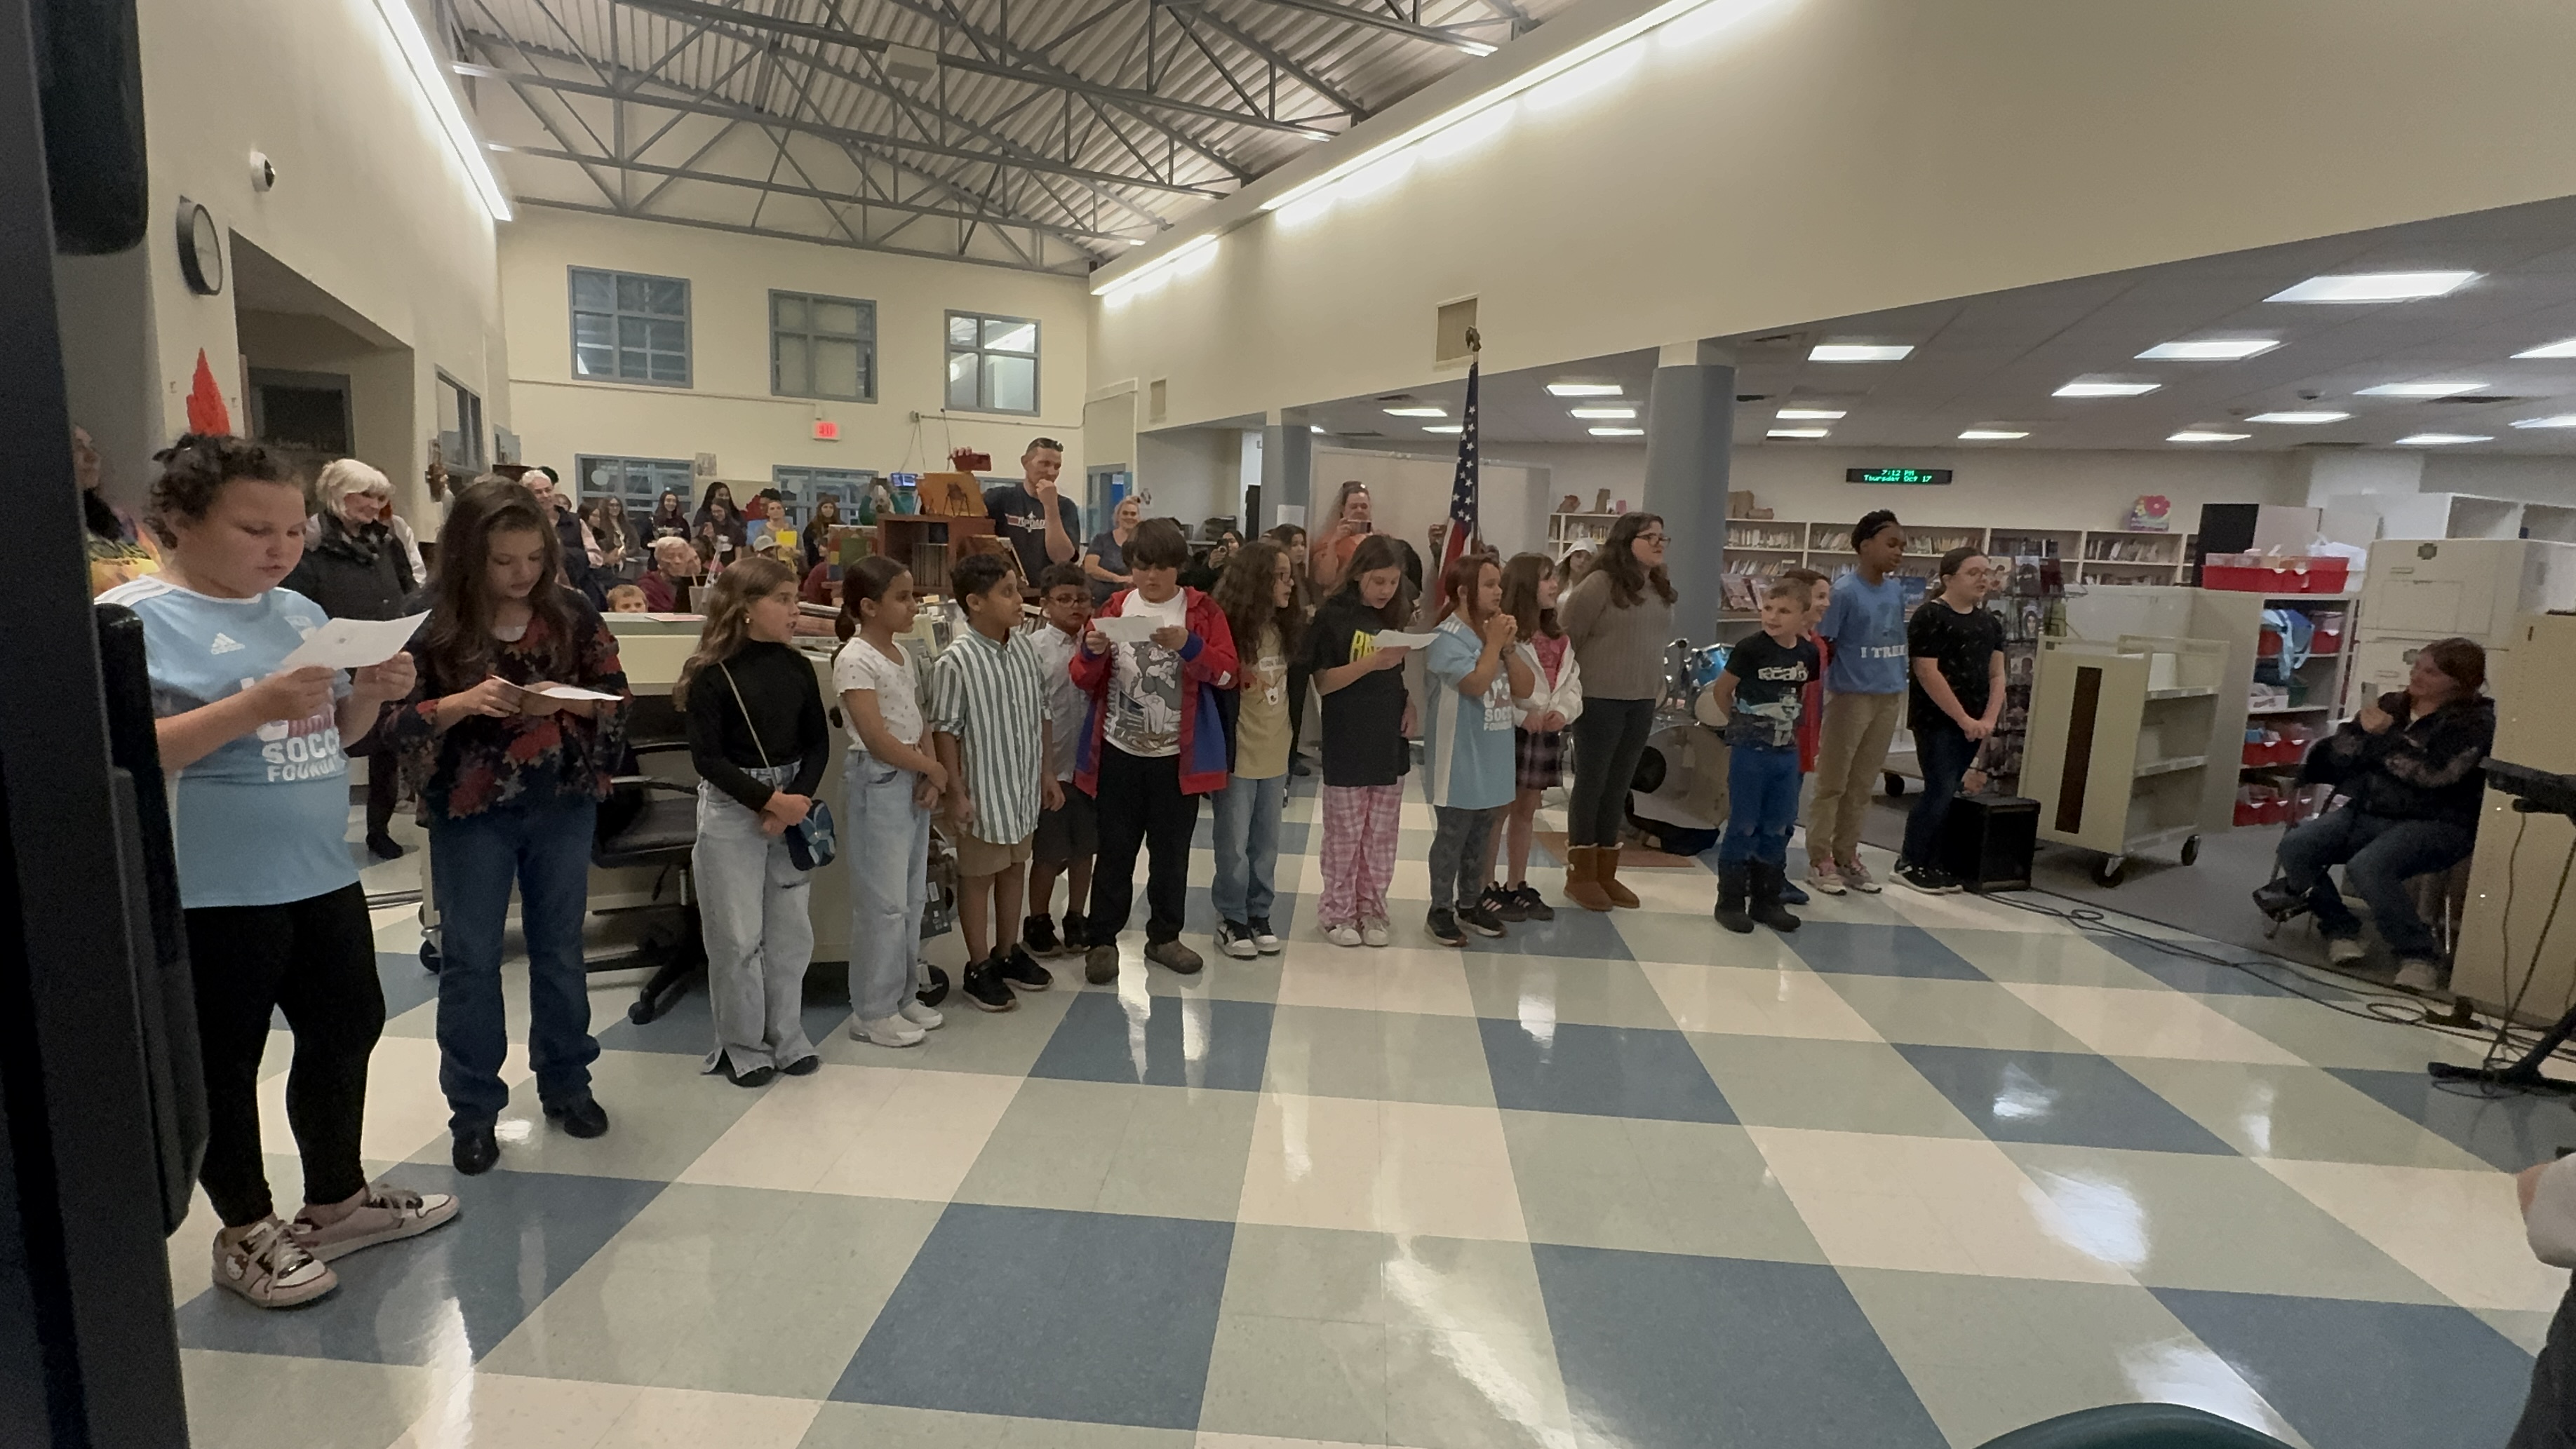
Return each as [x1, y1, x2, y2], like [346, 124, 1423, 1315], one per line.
[1440, 353, 1480, 577]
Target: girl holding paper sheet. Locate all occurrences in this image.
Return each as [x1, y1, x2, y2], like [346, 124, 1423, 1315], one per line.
[386, 478, 631, 1178]
[1303, 533, 1416, 948]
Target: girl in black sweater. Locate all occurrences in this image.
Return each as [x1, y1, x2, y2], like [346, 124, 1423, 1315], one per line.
[680, 555, 831, 1086]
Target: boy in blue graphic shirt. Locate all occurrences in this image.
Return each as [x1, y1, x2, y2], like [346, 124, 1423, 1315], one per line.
[1712, 577, 1820, 934]
[1807, 510, 1910, 897]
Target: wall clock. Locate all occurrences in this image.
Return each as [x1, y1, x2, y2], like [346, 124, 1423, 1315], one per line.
[175, 198, 222, 296]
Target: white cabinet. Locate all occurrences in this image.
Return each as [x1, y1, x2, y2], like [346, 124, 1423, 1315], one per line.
[2357, 539, 2576, 640]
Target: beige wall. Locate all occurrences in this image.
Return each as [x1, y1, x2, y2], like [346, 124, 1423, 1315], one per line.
[1093, 0, 2576, 432]
[500, 208, 1090, 506]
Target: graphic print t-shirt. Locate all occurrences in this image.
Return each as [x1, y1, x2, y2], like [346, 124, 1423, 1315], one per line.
[1422, 616, 1517, 810]
[1103, 588, 1190, 758]
[1722, 631, 1819, 750]
[1820, 571, 1910, 694]
[1302, 594, 1409, 788]
[102, 577, 358, 909]
[1233, 624, 1292, 782]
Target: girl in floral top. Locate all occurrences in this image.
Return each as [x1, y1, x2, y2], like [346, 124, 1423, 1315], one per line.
[387, 478, 631, 1177]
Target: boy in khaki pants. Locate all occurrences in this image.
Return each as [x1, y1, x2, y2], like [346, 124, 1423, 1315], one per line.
[1806, 512, 1910, 896]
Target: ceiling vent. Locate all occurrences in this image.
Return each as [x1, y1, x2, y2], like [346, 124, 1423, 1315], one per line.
[1735, 393, 1770, 403]
[1376, 393, 1418, 403]
[1147, 378, 1168, 424]
[2429, 396, 2515, 405]
[881, 45, 940, 86]
[2293, 440, 2366, 449]
[1341, 429, 1385, 438]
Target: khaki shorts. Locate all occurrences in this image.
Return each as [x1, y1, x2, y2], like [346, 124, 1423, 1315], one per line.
[949, 821, 1035, 878]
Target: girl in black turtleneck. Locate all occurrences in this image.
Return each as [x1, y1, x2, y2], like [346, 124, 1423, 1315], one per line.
[678, 555, 831, 1087]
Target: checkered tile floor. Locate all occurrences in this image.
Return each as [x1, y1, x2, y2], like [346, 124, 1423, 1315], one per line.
[180, 781, 2569, 1449]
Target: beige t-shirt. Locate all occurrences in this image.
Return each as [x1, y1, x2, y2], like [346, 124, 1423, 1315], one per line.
[1233, 624, 1290, 781]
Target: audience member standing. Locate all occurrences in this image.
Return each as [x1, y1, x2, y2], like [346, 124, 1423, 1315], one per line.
[387, 479, 629, 1175]
[523, 466, 605, 607]
[695, 483, 746, 570]
[1085, 494, 1141, 605]
[1209, 539, 1300, 960]
[1897, 548, 2004, 893]
[680, 556, 829, 1087]
[803, 496, 843, 577]
[985, 437, 1080, 583]
[1558, 512, 1673, 912]
[1305, 534, 1414, 948]
[286, 458, 420, 860]
[1806, 511, 1910, 896]
[1310, 481, 1374, 593]
[834, 558, 948, 1047]
[106, 433, 455, 1310]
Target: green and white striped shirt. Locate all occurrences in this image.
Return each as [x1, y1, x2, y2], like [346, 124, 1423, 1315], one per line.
[929, 624, 1048, 847]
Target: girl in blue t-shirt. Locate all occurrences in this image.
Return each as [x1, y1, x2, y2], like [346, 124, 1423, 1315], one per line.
[105, 434, 456, 1311]
[1421, 552, 1532, 946]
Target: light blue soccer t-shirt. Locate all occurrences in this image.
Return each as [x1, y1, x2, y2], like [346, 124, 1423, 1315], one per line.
[1821, 570, 1912, 694]
[102, 577, 359, 909]
[1421, 616, 1518, 811]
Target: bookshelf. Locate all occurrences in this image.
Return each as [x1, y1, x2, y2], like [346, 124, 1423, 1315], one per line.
[1549, 510, 1622, 560]
[1722, 523, 2196, 589]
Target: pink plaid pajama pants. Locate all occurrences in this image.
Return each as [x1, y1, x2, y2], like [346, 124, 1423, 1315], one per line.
[1319, 782, 1403, 928]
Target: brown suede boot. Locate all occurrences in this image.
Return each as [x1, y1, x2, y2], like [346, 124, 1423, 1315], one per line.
[1599, 845, 1641, 909]
[1563, 844, 1614, 913]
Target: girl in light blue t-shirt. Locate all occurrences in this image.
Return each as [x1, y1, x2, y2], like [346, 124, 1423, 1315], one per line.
[1419, 553, 1531, 947]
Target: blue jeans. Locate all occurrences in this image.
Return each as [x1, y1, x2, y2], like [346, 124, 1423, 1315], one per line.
[1212, 771, 1286, 925]
[1719, 743, 1802, 868]
[1900, 724, 1978, 869]
[2276, 807, 2474, 960]
[429, 797, 601, 1130]
[846, 754, 930, 1022]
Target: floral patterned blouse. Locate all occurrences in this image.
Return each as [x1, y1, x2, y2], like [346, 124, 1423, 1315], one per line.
[387, 594, 631, 819]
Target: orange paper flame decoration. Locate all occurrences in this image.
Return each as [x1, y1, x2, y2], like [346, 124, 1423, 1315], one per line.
[185, 351, 232, 436]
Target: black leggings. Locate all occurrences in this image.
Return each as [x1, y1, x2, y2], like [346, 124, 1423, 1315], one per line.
[185, 883, 383, 1227]
[1567, 698, 1657, 847]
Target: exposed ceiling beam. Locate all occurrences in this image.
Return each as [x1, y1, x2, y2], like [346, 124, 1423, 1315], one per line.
[617, 0, 1327, 142]
[1236, 0, 1497, 53]
[1176, 3, 1367, 119]
[521, 196, 1091, 274]
[454, 60, 1230, 198]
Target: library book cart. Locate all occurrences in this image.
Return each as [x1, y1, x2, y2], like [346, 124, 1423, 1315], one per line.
[2019, 635, 2237, 887]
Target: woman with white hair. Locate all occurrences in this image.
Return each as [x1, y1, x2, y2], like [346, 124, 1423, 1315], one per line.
[639, 534, 700, 612]
[284, 458, 421, 859]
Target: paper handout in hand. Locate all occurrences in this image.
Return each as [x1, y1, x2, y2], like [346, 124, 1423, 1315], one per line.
[278, 612, 429, 670]
[1367, 630, 1438, 650]
[1091, 614, 1168, 645]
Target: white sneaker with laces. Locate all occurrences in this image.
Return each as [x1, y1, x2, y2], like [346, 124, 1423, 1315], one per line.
[1360, 917, 1392, 948]
[1806, 861, 1848, 896]
[1324, 923, 1363, 948]
[212, 1218, 337, 1308]
[2326, 936, 2367, 966]
[852, 1015, 927, 1048]
[1837, 858, 1881, 894]
[289, 1181, 458, 1262]
[2394, 959, 2445, 993]
[899, 999, 944, 1030]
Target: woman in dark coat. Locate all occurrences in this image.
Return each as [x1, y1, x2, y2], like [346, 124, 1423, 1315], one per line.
[284, 458, 418, 860]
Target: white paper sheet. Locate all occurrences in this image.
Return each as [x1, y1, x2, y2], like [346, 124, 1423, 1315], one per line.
[1091, 614, 1167, 645]
[516, 681, 623, 703]
[276, 612, 429, 670]
[1368, 630, 1439, 649]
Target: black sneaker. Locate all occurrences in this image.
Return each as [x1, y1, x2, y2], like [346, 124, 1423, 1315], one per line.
[1000, 944, 1052, 991]
[1896, 863, 1962, 895]
[1062, 912, 1091, 952]
[962, 957, 1018, 1011]
[1248, 917, 1283, 955]
[1457, 904, 1507, 938]
[1511, 884, 1556, 922]
[1216, 920, 1258, 959]
[1425, 908, 1465, 947]
[1083, 943, 1120, 985]
[1023, 914, 1061, 957]
[1483, 884, 1524, 922]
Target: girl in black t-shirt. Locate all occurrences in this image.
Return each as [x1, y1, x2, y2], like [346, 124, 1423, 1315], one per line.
[1897, 548, 2004, 892]
[1303, 534, 1414, 948]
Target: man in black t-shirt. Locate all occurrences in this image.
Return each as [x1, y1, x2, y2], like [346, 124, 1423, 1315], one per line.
[1898, 549, 2006, 892]
[1710, 578, 1820, 934]
[984, 438, 1082, 586]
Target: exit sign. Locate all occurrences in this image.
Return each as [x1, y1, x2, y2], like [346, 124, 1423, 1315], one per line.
[813, 419, 841, 441]
[1847, 467, 1952, 485]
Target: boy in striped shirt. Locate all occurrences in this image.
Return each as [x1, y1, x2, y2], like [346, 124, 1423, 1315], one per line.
[931, 551, 1058, 1012]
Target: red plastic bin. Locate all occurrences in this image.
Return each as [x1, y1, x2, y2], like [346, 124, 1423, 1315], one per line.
[2203, 560, 2350, 594]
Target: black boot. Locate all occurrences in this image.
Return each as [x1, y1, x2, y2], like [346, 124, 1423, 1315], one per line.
[1714, 861, 1755, 934]
[1749, 862, 1802, 933]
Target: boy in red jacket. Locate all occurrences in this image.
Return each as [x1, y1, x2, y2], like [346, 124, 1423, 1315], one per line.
[1071, 516, 1238, 983]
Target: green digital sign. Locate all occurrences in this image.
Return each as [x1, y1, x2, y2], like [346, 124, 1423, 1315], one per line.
[1846, 467, 1954, 485]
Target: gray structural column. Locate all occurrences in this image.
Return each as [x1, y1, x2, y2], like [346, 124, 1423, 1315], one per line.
[1639, 339, 1736, 645]
[1260, 408, 1313, 532]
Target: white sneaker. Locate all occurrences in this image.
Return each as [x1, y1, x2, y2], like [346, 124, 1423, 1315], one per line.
[851, 1015, 927, 1048]
[288, 1181, 458, 1262]
[2395, 959, 2445, 993]
[1360, 917, 1391, 948]
[211, 1218, 337, 1308]
[1806, 861, 1848, 896]
[1324, 922, 1363, 948]
[1837, 858, 1882, 894]
[2326, 936, 2367, 966]
[898, 999, 944, 1030]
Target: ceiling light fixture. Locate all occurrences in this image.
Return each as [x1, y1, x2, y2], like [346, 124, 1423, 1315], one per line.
[2246, 411, 2351, 424]
[1310, 425, 1328, 434]
[2265, 271, 2478, 304]
[375, 0, 511, 220]
[1422, 424, 1464, 435]
[1775, 407, 1846, 420]
[1383, 406, 1447, 417]
[1590, 426, 1646, 437]
[2514, 339, 2576, 360]
[1809, 344, 1913, 363]
[1569, 407, 1637, 419]
[2135, 339, 2280, 361]
[1546, 382, 1623, 397]
[2356, 381, 2487, 398]
[2053, 381, 2160, 398]
[1766, 427, 1829, 439]
[1958, 429, 2030, 440]
[2168, 431, 2253, 443]
[2511, 415, 2576, 429]
[1091, 231, 1219, 299]
[2396, 433, 2491, 446]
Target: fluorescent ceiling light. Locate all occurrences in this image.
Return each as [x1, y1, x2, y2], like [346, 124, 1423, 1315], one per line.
[1958, 430, 2030, 440]
[1422, 425, 1464, 434]
[2053, 381, 2160, 398]
[2168, 431, 2252, 443]
[1383, 406, 1447, 417]
[1546, 383, 1623, 396]
[1775, 407, 1846, 420]
[2135, 339, 2280, 361]
[2514, 339, 2576, 359]
[2356, 381, 2486, 398]
[1310, 425, 1328, 434]
[1809, 344, 1912, 363]
[1569, 407, 1637, 419]
[1092, 231, 1219, 298]
[2511, 415, 2576, 429]
[373, 0, 511, 220]
[1590, 426, 1646, 437]
[2246, 411, 2350, 425]
[2396, 433, 2491, 445]
[2265, 271, 2478, 304]
[1766, 427, 1829, 438]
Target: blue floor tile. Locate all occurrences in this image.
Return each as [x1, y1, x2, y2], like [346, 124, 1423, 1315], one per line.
[1790, 922, 1990, 980]
[1896, 1044, 2235, 1154]
[833, 1203, 1232, 1429]
[1479, 1018, 1735, 1123]
[1030, 990, 1275, 1091]
[593, 962, 854, 1057]
[1466, 903, 1635, 960]
[1534, 1245, 1946, 1449]
[175, 1166, 664, 1365]
[2328, 1067, 2571, 1173]
[2091, 936, 2303, 997]
[2154, 1287, 2533, 1449]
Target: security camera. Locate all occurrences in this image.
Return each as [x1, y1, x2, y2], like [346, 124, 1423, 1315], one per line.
[250, 151, 276, 191]
[2297, 389, 2321, 401]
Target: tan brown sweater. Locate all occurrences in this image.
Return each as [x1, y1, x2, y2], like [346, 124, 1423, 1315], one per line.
[1560, 571, 1673, 701]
